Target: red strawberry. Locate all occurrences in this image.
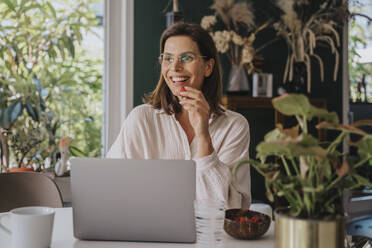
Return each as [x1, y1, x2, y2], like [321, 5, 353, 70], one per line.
[180, 86, 186, 92]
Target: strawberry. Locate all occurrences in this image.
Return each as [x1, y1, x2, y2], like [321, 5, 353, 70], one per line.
[180, 86, 186, 92]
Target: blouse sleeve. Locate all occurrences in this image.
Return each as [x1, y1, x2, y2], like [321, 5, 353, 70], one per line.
[106, 107, 143, 159]
[194, 117, 250, 209]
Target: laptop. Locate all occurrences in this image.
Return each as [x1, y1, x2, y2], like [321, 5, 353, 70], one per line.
[70, 158, 196, 243]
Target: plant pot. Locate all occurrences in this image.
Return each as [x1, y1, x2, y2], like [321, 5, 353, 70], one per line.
[227, 64, 250, 94]
[281, 62, 308, 95]
[274, 209, 345, 248]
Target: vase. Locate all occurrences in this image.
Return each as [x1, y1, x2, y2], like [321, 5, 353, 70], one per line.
[275, 209, 345, 248]
[284, 62, 308, 94]
[227, 65, 249, 93]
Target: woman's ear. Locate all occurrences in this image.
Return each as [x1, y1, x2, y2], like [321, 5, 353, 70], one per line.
[204, 58, 215, 77]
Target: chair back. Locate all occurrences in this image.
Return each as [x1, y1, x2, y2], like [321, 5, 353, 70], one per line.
[0, 172, 63, 212]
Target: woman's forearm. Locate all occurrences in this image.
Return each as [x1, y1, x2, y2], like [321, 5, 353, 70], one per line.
[197, 133, 214, 158]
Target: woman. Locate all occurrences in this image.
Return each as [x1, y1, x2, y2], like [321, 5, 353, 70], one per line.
[107, 22, 251, 209]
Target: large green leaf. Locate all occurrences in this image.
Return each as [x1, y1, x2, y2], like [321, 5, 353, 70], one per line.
[308, 105, 339, 124]
[272, 94, 310, 117]
[25, 100, 39, 122]
[356, 136, 372, 160]
[264, 128, 288, 142]
[6, 101, 23, 124]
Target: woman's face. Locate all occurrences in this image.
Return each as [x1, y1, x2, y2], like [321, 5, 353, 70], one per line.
[161, 35, 214, 96]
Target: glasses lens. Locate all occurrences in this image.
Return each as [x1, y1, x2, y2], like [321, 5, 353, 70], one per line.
[180, 54, 194, 63]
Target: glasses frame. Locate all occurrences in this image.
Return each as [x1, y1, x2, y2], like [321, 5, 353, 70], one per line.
[158, 52, 207, 66]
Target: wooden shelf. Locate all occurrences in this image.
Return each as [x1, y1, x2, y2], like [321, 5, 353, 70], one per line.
[222, 95, 328, 141]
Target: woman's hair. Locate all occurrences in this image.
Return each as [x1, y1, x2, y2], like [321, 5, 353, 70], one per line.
[143, 22, 224, 116]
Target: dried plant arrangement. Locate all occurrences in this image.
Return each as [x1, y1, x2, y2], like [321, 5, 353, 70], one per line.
[200, 0, 268, 74]
[272, 0, 347, 92]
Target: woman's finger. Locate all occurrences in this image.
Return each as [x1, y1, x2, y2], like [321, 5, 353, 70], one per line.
[179, 87, 205, 101]
[180, 100, 209, 115]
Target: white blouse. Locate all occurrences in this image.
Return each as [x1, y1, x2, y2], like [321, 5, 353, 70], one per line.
[107, 104, 251, 209]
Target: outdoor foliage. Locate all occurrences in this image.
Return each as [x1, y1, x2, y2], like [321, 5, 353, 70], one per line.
[234, 94, 372, 218]
[0, 0, 102, 172]
[348, 1, 372, 103]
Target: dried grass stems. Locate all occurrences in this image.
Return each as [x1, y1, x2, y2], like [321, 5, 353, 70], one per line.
[274, 0, 345, 92]
[201, 0, 268, 74]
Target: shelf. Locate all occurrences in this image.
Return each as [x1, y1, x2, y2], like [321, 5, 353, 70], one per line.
[222, 95, 328, 141]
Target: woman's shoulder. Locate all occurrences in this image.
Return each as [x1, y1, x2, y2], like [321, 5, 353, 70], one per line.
[125, 104, 159, 123]
[128, 104, 157, 117]
[218, 109, 249, 127]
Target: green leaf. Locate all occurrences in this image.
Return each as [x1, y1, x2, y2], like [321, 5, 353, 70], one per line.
[46, 2, 56, 18]
[308, 106, 339, 124]
[22, 4, 41, 13]
[6, 101, 23, 124]
[2, 0, 16, 11]
[272, 94, 310, 117]
[69, 146, 87, 157]
[0, 108, 8, 128]
[25, 100, 39, 122]
[353, 174, 372, 187]
[357, 136, 372, 160]
[33, 76, 42, 94]
[66, 36, 75, 58]
[264, 128, 288, 142]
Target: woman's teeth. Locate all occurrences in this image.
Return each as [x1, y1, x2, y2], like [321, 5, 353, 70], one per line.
[172, 77, 188, 83]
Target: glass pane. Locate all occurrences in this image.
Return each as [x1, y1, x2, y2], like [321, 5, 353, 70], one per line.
[0, 0, 103, 172]
[349, 0, 372, 103]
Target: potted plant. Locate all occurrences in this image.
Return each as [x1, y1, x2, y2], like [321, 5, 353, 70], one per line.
[200, 0, 269, 92]
[271, 0, 347, 93]
[234, 94, 372, 248]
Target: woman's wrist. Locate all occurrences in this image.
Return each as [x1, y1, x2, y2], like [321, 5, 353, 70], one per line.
[196, 133, 214, 158]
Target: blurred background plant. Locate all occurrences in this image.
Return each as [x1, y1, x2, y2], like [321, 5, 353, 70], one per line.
[271, 0, 348, 93]
[200, 0, 269, 74]
[348, 0, 372, 103]
[0, 0, 102, 172]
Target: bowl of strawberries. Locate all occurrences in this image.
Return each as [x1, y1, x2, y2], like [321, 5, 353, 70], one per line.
[224, 209, 271, 239]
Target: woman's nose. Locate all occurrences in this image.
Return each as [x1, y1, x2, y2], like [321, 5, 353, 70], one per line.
[170, 59, 183, 71]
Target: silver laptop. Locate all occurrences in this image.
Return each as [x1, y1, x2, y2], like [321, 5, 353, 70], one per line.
[70, 158, 196, 243]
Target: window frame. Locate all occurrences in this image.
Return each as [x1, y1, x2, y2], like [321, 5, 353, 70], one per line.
[103, 0, 134, 155]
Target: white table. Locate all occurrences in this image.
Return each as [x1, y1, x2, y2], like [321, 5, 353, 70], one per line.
[0, 208, 274, 248]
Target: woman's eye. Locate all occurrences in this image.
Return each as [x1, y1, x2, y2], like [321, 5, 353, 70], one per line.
[181, 55, 193, 62]
[164, 57, 174, 63]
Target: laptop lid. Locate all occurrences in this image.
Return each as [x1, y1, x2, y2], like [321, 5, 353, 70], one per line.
[70, 158, 196, 243]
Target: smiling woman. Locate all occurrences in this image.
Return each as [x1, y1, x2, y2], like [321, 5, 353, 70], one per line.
[107, 23, 251, 209]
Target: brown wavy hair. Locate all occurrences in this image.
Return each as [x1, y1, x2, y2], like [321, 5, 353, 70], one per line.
[143, 22, 224, 116]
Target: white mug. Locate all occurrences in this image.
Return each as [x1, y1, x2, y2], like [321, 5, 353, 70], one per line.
[0, 206, 55, 248]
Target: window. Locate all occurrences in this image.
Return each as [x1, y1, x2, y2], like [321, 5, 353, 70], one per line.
[349, 0, 372, 103]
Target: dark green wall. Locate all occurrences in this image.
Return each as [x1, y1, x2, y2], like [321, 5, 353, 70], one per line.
[133, 0, 213, 107]
[134, 0, 345, 203]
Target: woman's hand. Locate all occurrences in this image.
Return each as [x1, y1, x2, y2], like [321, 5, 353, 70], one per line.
[178, 86, 214, 158]
[178, 86, 210, 136]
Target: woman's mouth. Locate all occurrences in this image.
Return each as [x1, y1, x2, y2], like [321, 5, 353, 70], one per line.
[171, 76, 189, 86]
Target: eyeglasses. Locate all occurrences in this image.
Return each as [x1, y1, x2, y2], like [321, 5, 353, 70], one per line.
[158, 52, 207, 66]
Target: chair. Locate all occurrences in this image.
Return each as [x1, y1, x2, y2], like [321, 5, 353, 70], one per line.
[0, 172, 63, 213]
